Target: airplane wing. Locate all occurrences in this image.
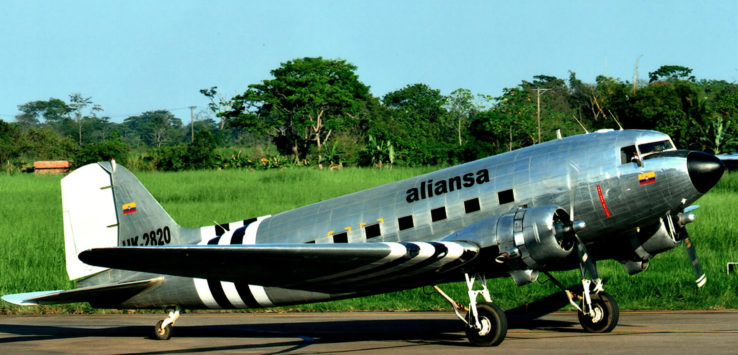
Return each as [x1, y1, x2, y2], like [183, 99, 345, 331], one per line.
[2, 277, 163, 306]
[79, 242, 481, 293]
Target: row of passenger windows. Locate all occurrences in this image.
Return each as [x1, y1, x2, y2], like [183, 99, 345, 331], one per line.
[307, 189, 515, 243]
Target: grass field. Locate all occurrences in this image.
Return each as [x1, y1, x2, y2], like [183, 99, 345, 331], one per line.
[1, 166, 736, 314]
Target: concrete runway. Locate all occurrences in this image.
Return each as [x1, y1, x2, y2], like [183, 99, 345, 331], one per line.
[0, 311, 736, 354]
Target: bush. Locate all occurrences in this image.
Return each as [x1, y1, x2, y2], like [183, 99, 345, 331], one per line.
[152, 144, 188, 171]
[187, 130, 219, 169]
[151, 131, 220, 171]
[75, 135, 130, 167]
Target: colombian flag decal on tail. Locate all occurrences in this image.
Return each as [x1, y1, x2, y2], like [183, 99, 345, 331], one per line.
[638, 171, 656, 185]
[122, 202, 137, 215]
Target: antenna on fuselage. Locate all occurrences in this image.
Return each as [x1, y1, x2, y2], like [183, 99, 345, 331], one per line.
[592, 95, 623, 131]
[608, 109, 624, 131]
[571, 114, 589, 134]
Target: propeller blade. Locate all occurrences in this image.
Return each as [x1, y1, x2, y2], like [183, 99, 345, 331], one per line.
[567, 161, 580, 221]
[683, 236, 706, 288]
[575, 237, 599, 281]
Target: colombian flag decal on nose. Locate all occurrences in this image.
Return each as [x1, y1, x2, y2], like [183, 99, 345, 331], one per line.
[638, 171, 656, 185]
[122, 202, 137, 215]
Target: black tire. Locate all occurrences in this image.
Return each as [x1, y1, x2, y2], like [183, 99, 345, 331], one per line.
[578, 292, 619, 333]
[465, 303, 508, 346]
[153, 320, 173, 340]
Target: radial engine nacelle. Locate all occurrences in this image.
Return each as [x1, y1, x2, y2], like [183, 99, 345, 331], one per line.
[445, 205, 581, 282]
[619, 211, 695, 275]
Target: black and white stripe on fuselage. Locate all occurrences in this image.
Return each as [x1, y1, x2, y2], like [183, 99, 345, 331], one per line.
[193, 216, 272, 309]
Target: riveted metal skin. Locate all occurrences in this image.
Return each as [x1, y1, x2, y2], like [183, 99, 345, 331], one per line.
[5, 129, 723, 310]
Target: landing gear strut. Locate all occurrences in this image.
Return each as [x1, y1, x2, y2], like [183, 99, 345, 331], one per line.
[153, 307, 180, 340]
[544, 237, 620, 334]
[434, 273, 508, 346]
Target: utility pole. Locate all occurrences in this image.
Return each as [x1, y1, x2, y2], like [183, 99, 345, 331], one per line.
[189, 106, 196, 143]
[633, 55, 643, 95]
[533, 88, 550, 143]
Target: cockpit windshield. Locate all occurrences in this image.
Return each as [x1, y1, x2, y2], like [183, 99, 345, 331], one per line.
[638, 140, 675, 157]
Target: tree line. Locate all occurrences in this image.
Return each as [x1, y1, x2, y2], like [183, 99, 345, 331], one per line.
[1, 58, 736, 172]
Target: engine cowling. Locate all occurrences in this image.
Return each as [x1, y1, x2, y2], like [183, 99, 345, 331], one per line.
[619, 215, 684, 275]
[495, 206, 578, 269]
[445, 205, 578, 271]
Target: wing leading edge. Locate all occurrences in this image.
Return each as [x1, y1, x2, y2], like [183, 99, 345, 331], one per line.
[79, 242, 480, 293]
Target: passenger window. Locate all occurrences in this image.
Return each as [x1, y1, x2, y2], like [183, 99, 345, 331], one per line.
[364, 224, 381, 239]
[431, 207, 447, 222]
[498, 189, 515, 204]
[333, 232, 348, 243]
[398, 215, 414, 230]
[620, 145, 638, 164]
[464, 198, 481, 213]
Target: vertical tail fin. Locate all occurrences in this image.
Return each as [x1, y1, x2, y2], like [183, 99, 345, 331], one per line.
[62, 161, 183, 280]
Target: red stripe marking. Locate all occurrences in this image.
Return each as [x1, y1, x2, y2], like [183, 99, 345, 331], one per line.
[596, 185, 612, 218]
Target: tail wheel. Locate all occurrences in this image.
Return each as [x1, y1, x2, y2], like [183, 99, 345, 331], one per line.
[465, 303, 508, 346]
[153, 320, 173, 340]
[578, 292, 619, 333]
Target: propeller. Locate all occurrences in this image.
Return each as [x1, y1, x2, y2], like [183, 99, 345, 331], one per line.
[674, 207, 706, 288]
[567, 160, 580, 221]
[683, 236, 706, 287]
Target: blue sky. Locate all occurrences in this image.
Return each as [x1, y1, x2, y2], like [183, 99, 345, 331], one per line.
[1, 0, 736, 122]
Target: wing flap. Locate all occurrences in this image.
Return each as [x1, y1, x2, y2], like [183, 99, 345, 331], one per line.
[79, 242, 480, 292]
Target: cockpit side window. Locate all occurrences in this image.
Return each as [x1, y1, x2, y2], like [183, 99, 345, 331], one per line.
[620, 145, 637, 164]
[638, 140, 675, 157]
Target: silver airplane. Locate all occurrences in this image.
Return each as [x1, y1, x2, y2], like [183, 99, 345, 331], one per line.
[2, 129, 725, 346]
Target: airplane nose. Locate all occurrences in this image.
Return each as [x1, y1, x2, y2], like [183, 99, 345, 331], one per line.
[687, 151, 725, 193]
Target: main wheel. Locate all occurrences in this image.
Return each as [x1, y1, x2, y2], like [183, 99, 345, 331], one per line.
[153, 320, 173, 340]
[465, 303, 508, 346]
[577, 292, 619, 333]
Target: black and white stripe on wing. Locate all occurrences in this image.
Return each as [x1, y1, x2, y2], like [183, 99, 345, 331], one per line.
[308, 242, 479, 288]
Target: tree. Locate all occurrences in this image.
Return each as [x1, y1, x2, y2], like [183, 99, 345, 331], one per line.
[0, 120, 22, 166]
[76, 132, 130, 166]
[17, 98, 71, 124]
[568, 71, 601, 129]
[520, 75, 577, 142]
[123, 111, 184, 148]
[227, 57, 372, 166]
[21, 126, 79, 161]
[200, 86, 233, 130]
[186, 130, 219, 169]
[648, 65, 695, 83]
[445, 88, 476, 146]
[691, 80, 738, 153]
[380, 83, 453, 165]
[16, 96, 108, 144]
[490, 87, 537, 150]
[14, 112, 40, 129]
[69, 93, 92, 144]
[16, 98, 75, 137]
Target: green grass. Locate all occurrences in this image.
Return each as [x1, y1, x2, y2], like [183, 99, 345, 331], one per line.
[1, 167, 737, 314]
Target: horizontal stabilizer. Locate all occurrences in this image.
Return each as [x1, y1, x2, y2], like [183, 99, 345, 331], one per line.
[79, 242, 480, 292]
[2, 278, 163, 306]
